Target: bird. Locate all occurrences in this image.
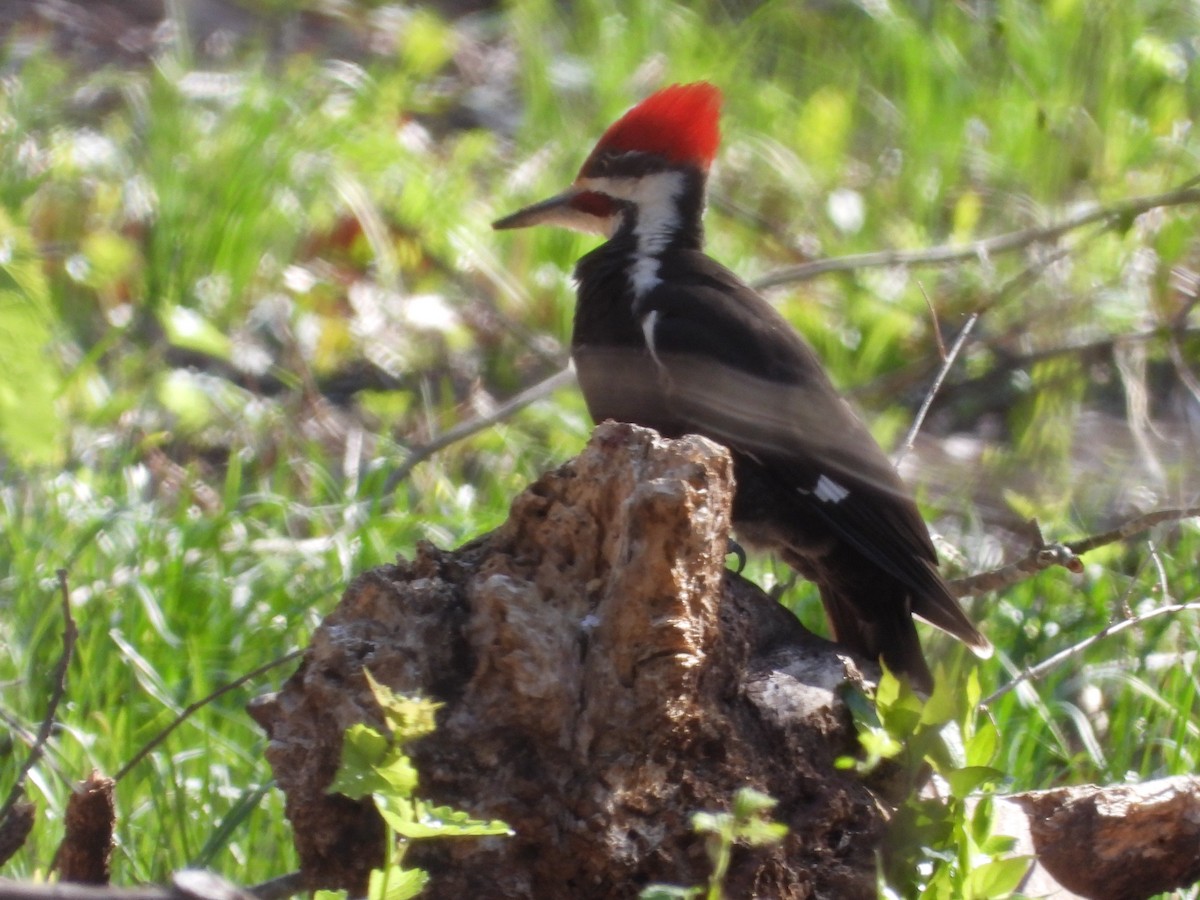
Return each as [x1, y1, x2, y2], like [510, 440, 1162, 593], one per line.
[493, 81, 991, 692]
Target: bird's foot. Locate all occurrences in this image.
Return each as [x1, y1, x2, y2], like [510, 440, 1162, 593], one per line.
[768, 570, 798, 602]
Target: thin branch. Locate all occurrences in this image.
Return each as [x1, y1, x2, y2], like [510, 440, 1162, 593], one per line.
[918, 281, 947, 359]
[844, 240, 1080, 412]
[893, 312, 978, 466]
[753, 183, 1200, 289]
[980, 323, 1199, 378]
[112, 651, 302, 784]
[383, 365, 575, 497]
[951, 505, 1200, 598]
[245, 873, 305, 900]
[1066, 505, 1200, 556]
[1146, 538, 1170, 601]
[0, 571, 77, 821]
[982, 600, 1200, 706]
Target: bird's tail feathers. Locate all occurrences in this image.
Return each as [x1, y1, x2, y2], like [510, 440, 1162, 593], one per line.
[911, 561, 993, 659]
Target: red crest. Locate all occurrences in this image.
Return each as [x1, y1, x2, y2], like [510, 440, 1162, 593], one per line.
[579, 82, 723, 176]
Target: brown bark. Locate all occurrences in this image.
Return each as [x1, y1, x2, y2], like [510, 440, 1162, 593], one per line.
[249, 422, 882, 898]
[1006, 776, 1200, 900]
[55, 772, 115, 885]
[0, 800, 36, 868]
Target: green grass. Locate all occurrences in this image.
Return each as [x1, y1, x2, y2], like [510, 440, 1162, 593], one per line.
[2, 0, 1199, 891]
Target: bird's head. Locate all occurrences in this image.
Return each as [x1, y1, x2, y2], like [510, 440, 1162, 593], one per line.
[493, 82, 722, 242]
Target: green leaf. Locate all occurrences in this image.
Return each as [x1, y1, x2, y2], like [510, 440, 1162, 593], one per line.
[691, 811, 725, 835]
[945, 766, 1005, 799]
[378, 797, 511, 839]
[329, 724, 406, 800]
[962, 857, 1031, 898]
[731, 787, 777, 818]
[875, 667, 924, 734]
[341, 723, 392, 767]
[364, 671, 442, 742]
[964, 668, 982, 712]
[737, 820, 788, 846]
[965, 718, 1000, 768]
[861, 727, 904, 763]
[978, 834, 1018, 857]
[368, 863, 429, 900]
[919, 666, 961, 728]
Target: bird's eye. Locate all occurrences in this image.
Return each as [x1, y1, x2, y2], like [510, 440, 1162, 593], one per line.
[590, 154, 613, 175]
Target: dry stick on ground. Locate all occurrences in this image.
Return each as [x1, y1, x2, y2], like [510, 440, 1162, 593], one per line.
[111, 651, 302, 784]
[0, 571, 77, 822]
[382, 365, 575, 497]
[950, 505, 1200, 598]
[752, 180, 1200, 289]
[983, 599, 1200, 706]
[0, 870, 273, 900]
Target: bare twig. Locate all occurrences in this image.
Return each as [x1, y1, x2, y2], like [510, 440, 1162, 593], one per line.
[894, 312, 979, 466]
[951, 505, 1200, 598]
[982, 323, 1200, 377]
[112, 651, 301, 784]
[951, 539, 1083, 597]
[245, 873, 304, 900]
[753, 182, 1200, 289]
[1146, 539, 1170, 600]
[0, 571, 77, 822]
[917, 281, 947, 359]
[383, 365, 575, 497]
[846, 239, 1079, 432]
[1066, 505, 1200, 556]
[982, 600, 1200, 706]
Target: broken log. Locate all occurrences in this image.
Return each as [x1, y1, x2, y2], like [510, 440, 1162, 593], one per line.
[1006, 776, 1200, 900]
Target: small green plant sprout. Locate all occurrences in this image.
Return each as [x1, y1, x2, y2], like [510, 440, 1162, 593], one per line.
[640, 786, 789, 900]
[839, 665, 1029, 899]
[319, 670, 512, 900]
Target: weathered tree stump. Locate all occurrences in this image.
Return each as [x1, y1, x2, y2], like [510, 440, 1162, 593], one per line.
[250, 422, 883, 898]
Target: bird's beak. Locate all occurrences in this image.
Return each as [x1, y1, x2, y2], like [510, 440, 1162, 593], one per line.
[493, 188, 578, 230]
[493, 186, 615, 236]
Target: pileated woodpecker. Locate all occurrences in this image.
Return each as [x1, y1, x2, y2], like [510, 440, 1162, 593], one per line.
[494, 82, 990, 691]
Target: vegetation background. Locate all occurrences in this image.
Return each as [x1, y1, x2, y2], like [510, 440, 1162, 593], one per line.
[1, 0, 1197, 894]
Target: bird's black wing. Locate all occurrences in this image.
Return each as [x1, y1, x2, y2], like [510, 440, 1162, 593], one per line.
[640, 250, 988, 649]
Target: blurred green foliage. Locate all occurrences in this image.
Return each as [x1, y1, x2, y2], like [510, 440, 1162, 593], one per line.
[0, 0, 1197, 892]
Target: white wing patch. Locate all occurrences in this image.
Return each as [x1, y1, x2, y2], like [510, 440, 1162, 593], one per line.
[813, 474, 850, 504]
[641, 310, 663, 369]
